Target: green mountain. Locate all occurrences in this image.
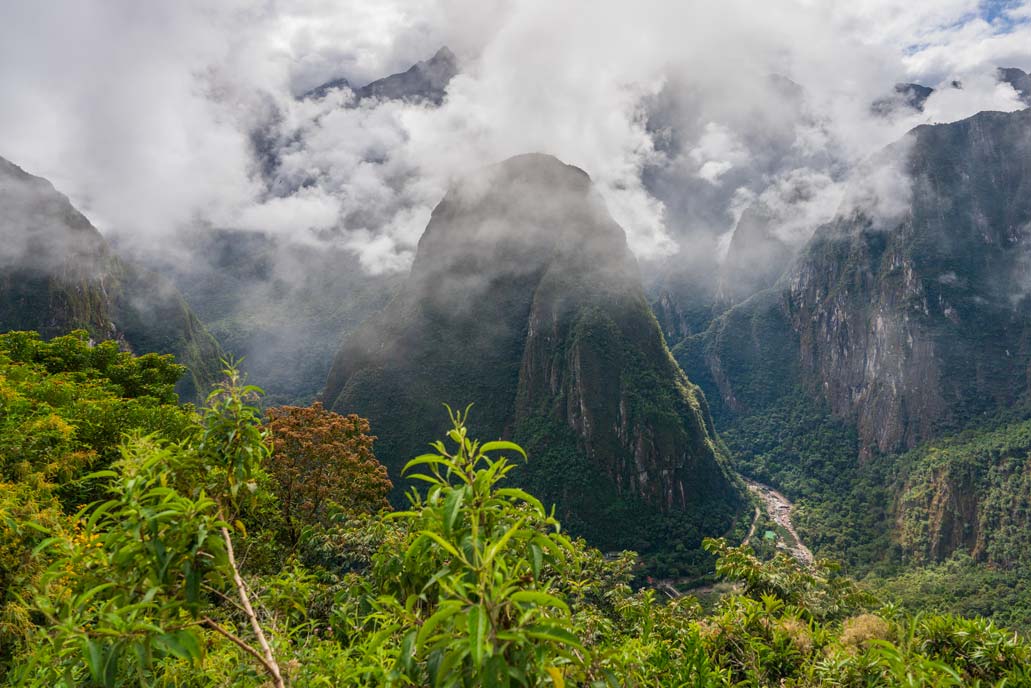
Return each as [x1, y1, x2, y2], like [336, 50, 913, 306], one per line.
[324, 153, 745, 561]
[672, 108, 1031, 594]
[0, 155, 222, 400]
[682, 108, 1031, 455]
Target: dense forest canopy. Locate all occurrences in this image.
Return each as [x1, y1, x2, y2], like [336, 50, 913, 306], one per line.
[2, 334, 1031, 686]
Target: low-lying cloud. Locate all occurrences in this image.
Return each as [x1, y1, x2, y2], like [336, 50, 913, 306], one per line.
[1, 0, 1029, 276]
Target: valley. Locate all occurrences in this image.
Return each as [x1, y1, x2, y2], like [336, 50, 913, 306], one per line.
[744, 479, 813, 567]
[2, 6, 1031, 683]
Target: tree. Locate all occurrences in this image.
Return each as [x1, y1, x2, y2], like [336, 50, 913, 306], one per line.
[359, 405, 586, 686]
[28, 366, 289, 688]
[265, 403, 391, 544]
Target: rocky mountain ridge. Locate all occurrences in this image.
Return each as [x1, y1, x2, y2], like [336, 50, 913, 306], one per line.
[680, 108, 1031, 457]
[304, 47, 458, 105]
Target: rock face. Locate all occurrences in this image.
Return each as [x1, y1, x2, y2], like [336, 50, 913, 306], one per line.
[788, 109, 1031, 454]
[893, 419, 1031, 564]
[0, 156, 222, 400]
[718, 201, 794, 304]
[305, 47, 458, 104]
[324, 153, 743, 553]
[998, 67, 1031, 106]
[681, 109, 1031, 457]
[872, 83, 935, 116]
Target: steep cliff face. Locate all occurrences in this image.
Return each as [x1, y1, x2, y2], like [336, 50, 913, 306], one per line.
[0, 156, 222, 400]
[513, 232, 733, 515]
[718, 201, 795, 304]
[325, 153, 744, 554]
[682, 109, 1031, 457]
[786, 109, 1031, 454]
[0, 156, 119, 340]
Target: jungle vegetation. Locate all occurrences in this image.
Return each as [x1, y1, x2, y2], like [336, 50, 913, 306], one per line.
[1, 331, 1030, 686]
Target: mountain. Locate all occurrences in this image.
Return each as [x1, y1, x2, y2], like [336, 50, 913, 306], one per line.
[305, 47, 458, 104]
[998, 67, 1031, 105]
[206, 49, 461, 403]
[788, 109, 1031, 454]
[0, 156, 223, 400]
[133, 229, 400, 406]
[323, 153, 745, 561]
[663, 107, 1031, 600]
[871, 68, 1031, 118]
[718, 201, 795, 303]
[681, 108, 1031, 456]
[872, 82, 935, 116]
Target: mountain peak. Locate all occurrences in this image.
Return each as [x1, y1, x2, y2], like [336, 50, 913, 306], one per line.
[412, 153, 625, 301]
[429, 45, 456, 65]
[458, 153, 591, 199]
[998, 66, 1031, 105]
[323, 154, 744, 553]
[304, 46, 458, 105]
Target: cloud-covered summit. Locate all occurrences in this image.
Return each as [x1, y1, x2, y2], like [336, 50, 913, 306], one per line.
[0, 1, 1029, 276]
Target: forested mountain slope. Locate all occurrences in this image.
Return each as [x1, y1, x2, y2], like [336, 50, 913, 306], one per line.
[0, 156, 222, 400]
[324, 153, 745, 561]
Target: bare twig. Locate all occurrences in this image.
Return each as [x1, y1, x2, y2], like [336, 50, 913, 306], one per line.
[220, 525, 286, 688]
[202, 583, 248, 616]
[202, 616, 278, 678]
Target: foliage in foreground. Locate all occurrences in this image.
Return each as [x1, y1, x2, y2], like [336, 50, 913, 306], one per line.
[2, 332, 1031, 686]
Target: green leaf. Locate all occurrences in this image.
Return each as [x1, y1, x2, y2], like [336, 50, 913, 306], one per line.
[84, 639, 104, 683]
[468, 605, 489, 667]
[102, 642, 121, 688]
[479, 440, 527, 459]
[443, 489, 464, 536]
[402, 453, 447, 475]
[529, 543, 543, 579]
[75, 582, 118, 610]
[399, 628, 417, 673]
[525, 624, 583, 650]
[495, 487, 545, 514]
[482, 518, 525, 566]
[431, 640, 463, 687]
[510, 590, 569, 612]
[157, 629, 202, 663]
[81, 469, 119, 482]
[417, 601, 463, 649]
[418, 531, 467, 564]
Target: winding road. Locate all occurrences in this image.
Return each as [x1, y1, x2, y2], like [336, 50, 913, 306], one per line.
[742, 479, 814, 566]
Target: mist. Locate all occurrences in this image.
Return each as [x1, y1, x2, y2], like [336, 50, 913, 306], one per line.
[0, 0, 1028, 279]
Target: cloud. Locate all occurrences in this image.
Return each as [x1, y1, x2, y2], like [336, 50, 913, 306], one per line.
[0, 0, 1028, 276]
[689, 124, 749, 185]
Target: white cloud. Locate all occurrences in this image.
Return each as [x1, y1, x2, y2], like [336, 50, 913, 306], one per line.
[0, 0, 1028, 274]
[689, 123, 749, 185]
[234, 189, 341, 236]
